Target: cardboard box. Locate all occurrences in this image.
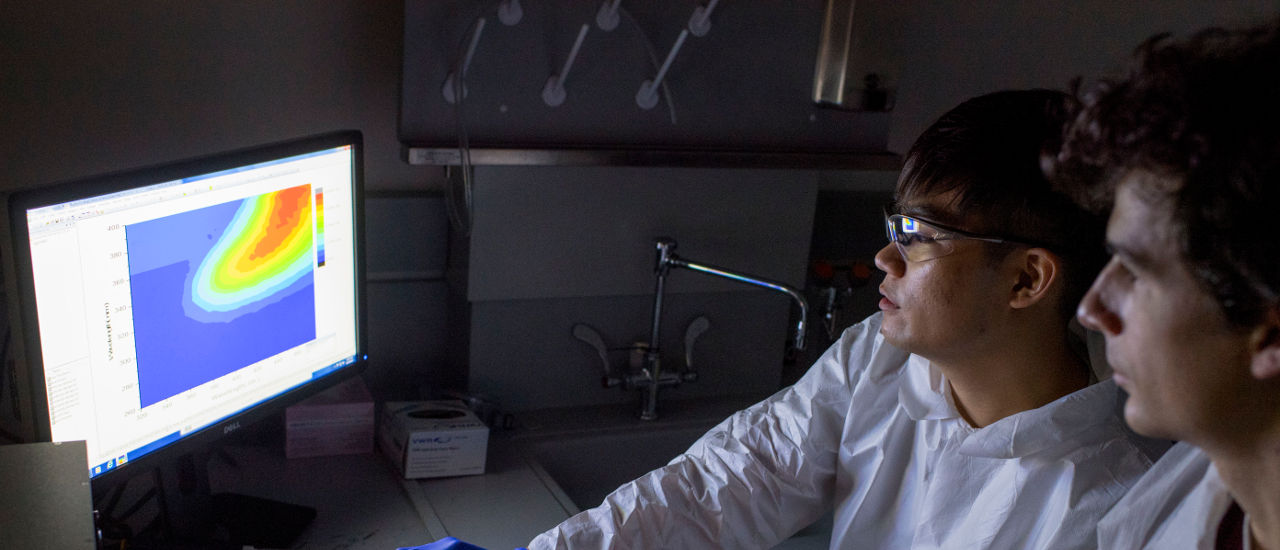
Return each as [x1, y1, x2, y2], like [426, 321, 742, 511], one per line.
[379, 400, 488, 479]
[285, 377, 375, 459]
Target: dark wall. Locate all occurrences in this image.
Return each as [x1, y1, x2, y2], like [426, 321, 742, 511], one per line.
[1, 1, 438, 193]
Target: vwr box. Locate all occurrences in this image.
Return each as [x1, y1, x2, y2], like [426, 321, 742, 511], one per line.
[379, 400, 488, 479]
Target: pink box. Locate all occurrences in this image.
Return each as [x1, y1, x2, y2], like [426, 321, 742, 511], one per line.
[285, 377, 375, 459]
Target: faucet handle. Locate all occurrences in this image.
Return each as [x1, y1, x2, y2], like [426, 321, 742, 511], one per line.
[683, 315, 711, 381]
[572, 323, 615, 384]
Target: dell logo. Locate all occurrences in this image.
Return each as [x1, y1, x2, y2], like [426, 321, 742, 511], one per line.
[223, 421, 241, 434]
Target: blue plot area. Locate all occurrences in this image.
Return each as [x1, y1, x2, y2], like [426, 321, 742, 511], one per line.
[126, 200, 237, 274]
[125, 200, 317, 408]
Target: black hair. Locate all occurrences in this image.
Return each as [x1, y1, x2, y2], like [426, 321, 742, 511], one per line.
[899, 89, 1109, 319]
[1051, 19, 1280, 328]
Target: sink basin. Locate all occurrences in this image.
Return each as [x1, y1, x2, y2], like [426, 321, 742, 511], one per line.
[509, 398, 832, 548]
[528, 423, 712, 511]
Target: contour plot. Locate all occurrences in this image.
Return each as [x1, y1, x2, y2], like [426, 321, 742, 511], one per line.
[126, 185, 318, 408]
[190, 185, 315, 320]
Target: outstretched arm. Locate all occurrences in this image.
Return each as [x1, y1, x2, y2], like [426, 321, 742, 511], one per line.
[528, 318, 886, 549]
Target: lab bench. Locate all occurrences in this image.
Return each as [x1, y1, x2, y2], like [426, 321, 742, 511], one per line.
[208, 396, 831, 549]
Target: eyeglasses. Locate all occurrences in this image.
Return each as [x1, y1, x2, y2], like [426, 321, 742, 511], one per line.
[883, 209, 1019, 263]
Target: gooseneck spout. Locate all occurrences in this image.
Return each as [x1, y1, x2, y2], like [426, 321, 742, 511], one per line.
[654, 239, 808, 352]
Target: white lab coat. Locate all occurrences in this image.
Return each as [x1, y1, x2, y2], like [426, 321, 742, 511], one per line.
[528, 313, 1167, 550]
[1097, 442, 1239, 549]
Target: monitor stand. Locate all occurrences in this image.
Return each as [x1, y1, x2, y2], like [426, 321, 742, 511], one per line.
[210, 492, 316, 548]
[96, 449, 316, 549]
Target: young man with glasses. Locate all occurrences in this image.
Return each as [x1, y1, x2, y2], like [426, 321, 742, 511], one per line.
[522, 90, 1166, 550]
[1049, 20, 1280, 550]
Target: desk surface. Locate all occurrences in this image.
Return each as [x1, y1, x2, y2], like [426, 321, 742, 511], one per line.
[210, 440, 573, 550]
[211, 445, 433, 549]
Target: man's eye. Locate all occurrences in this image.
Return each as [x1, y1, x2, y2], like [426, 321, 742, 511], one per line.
[1108, 256, 1138, 284]
[1117, 262, 1138, 282]
[904, 234, 939, 245]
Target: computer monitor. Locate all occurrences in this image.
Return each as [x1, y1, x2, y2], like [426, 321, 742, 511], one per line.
[5, 131, 368, 539]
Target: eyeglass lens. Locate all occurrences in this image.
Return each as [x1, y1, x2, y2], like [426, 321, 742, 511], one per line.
[885, 214, 957, 262]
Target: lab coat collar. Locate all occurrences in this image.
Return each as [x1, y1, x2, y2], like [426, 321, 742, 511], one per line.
[958, 379, 1118, 459]
[898, 354, 1120, 459]
[1098, 443, 1236, 549]
[898, 354, 960, 421]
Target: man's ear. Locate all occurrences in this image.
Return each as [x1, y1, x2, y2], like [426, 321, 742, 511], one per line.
[1249, 307, 1280, 380]
[1009, 248, 1061, 310]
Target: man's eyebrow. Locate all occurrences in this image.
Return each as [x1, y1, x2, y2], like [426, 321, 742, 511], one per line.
[1105, 240, 1156, 272]
[900, 205, 957, 224]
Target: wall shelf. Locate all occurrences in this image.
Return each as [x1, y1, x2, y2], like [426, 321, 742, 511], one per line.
[403, 146, 902, 170]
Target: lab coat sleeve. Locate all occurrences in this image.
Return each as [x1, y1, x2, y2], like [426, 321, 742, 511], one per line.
[527, 317, 889, 550]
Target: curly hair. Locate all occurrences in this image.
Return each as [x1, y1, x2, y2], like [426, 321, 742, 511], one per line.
[899, 89, 1109, 319]
[1050, 19, 1280, 328]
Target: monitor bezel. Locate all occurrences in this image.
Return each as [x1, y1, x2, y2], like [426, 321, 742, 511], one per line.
[6, 130, 369, 487]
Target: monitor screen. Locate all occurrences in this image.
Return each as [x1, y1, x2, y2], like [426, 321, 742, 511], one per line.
[7, 131, 367, 481]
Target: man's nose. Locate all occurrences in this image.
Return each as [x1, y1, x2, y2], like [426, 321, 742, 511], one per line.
[874, 242, 905, 277]
[1077, 263, 1123, 335]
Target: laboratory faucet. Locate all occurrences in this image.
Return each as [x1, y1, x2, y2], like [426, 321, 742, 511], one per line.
[632, 238, 809, 420]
